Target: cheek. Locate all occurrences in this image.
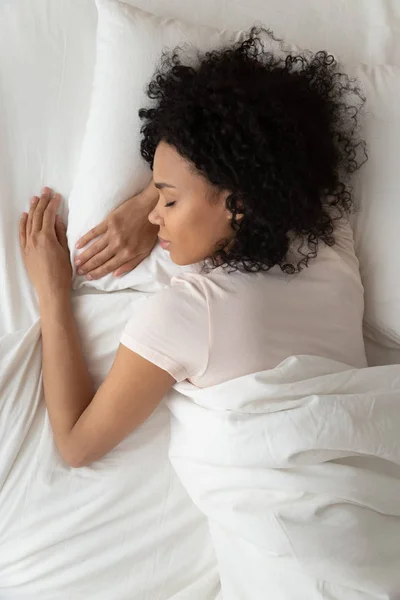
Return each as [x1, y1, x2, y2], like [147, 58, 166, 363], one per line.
[169, 210, 203, 251]
[182, 208, 212, 243]
[170, 205, 229, 263]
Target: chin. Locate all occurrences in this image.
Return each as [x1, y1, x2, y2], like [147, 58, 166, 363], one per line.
[170, 256, 188, 266]
[169, 250, 193, 266]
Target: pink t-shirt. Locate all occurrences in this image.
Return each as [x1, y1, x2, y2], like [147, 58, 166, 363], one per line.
[120, 220, 367, 387]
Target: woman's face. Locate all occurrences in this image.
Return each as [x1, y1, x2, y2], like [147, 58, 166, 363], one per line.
[148, 141, 233, 265]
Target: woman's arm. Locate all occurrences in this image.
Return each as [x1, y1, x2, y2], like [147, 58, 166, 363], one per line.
[39, 292, 94, 458]
[40, 292, 174, 468]
[20, 187, 174, 469]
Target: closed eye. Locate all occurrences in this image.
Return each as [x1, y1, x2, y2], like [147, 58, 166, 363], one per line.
[165, 201, 176, 208]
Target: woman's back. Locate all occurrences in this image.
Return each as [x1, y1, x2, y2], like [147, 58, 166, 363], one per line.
[121, 219, 367, 388]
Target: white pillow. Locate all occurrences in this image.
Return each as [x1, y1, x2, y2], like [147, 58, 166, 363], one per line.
[348, 64, 400, 348]
[67, 0, 243, 292]
[67, 0, 400, 352]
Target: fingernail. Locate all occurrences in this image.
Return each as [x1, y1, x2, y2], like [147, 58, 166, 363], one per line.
[75, 259, 81, 266]
[31, 197, 38, 204]
[42, 187, 49, 194]
[86, 274, 92, 281]
[78, 269, 84, 275]
[75, 243, 81, 249]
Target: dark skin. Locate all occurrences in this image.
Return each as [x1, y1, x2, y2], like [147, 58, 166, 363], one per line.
[19, 143, 235, 468]
[20, 186, 175, 468]
[74, 180, 159, 280]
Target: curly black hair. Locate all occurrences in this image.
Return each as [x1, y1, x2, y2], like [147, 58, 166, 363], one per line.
[139, 27, 367, 274]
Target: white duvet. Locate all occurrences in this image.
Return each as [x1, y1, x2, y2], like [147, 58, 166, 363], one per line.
[167, 356, 400, 599]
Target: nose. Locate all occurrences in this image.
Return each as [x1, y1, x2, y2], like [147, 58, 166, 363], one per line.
[148, 203, 164, 227]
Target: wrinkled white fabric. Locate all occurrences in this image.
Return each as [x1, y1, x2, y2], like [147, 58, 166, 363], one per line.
[0, 291, 218, 600]
[167, 356, 400, 599]
[2, 0, 400, 597]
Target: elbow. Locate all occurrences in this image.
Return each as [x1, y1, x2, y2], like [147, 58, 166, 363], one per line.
[61, 443, 102, 469]
[58, 431, 105, 468]
[66, 455, 87, 469]
[63, 449, 86, 469]
[58, 438, 87, 469]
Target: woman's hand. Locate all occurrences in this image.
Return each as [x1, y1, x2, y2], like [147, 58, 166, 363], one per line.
[74, 184, 159, 280]
[20, 187, 72, 302]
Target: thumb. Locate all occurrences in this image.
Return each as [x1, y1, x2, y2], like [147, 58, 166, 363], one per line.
[55, 214, 69, 251]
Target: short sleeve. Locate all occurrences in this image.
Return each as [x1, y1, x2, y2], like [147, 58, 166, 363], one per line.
[120, 277, 210, 382]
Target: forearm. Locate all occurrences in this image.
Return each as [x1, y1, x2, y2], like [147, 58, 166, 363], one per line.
[39, 292, 94, 459]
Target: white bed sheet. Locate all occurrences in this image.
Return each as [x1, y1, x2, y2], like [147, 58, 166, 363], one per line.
[2, 0, 400, 598]
[0, 5, 221, 583]
[0, 289, 218, 599]
[0, 0, 97, 335]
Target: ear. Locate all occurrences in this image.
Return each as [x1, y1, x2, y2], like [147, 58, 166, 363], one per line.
[228, 212, 244, 224]
[223, 192, 244, 222]
[234, 205, 245, 222]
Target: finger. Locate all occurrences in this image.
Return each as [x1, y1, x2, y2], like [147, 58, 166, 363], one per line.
[113, 253, 149, 277]
[55, 214, 69, 251]
[77, 246, 115, 276]
[27, 196, 39, 235]
[32, 187, 52, 231]
[84, 256, 124, 280]
[76, 222, 107, 249]
[42, 193, 61, 231]
[75, 236, 108, 270]
[19, 213, 28, 248]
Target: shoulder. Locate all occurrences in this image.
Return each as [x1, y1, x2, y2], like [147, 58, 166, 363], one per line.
[319, 217, 361, 276]
[121, 269, 212, 383]
[124, 270, 212, 335]
[146, 270, 212, 317]
[170, 266, 251, 299]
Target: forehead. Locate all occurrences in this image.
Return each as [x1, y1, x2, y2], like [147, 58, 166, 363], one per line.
[153, 141, 198, 187]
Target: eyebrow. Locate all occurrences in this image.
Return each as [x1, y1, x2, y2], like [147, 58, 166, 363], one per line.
[154, 182, 177, 190]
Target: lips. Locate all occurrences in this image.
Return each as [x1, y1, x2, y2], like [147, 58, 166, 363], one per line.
[158, 236, 171, 250]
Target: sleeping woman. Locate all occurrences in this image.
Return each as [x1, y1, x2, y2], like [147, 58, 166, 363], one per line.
[19, 28, 367, 468]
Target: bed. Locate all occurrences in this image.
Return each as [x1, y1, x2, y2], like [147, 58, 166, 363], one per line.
[1, 1, 400, 598]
